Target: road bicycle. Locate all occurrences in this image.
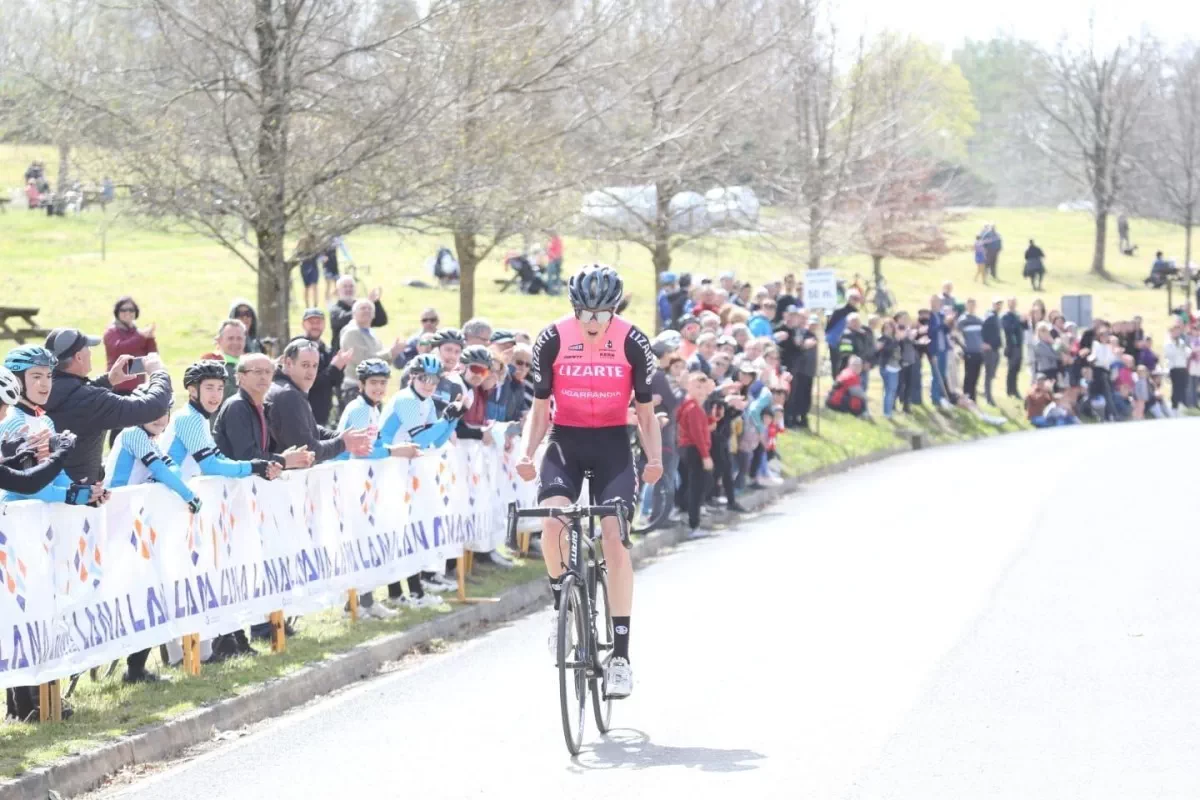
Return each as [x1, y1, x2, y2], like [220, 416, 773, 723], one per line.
[509, 489, 626, 755]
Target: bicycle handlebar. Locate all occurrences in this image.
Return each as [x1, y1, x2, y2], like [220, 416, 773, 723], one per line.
[510, 503, 631, 548]
[513, 504, 624, 519]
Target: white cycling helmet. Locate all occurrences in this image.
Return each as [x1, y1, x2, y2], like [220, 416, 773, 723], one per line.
[0, 366, 21, 406]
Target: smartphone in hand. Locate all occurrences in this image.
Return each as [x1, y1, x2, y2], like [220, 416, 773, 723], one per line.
[128, 357, 146, 376]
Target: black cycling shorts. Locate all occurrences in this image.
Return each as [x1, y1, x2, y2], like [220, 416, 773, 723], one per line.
[537, 425, 637, 521]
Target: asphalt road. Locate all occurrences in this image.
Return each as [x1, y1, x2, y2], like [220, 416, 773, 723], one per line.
[96, 420, 1200, 799]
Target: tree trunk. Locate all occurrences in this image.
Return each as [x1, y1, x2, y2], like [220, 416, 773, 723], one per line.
[454, 229, 479, 324]
[872, 254, 884, 286]
[1186, 217, 1194, 314]
[807, 201, 823, 270]
[55, 141, 70, 204]
[254, 0, 290, 341]
[255, 225, 289, 343]
[651, 181, 673, 333]
[1091, 206, 1109, 277]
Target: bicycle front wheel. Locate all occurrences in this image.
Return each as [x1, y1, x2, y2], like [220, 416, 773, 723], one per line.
[591, 569, 614, 733]
[557, 574, 589, 755]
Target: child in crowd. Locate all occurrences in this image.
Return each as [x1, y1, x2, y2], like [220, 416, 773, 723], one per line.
[676, 370, 714, 538]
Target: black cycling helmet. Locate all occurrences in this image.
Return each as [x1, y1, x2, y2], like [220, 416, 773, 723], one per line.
[459, 345, 493, 368]
[356, 358, 391, 381]
[568, 264, 624, 310]
[432, 328, 465, 348]
[184, 359, 228, 389]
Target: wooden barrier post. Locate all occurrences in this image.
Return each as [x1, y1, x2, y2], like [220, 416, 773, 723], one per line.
[38, 681, 61, 722]
[456, 551, 500, 604]
[348, 589, 359, 622]
[269, 611, 287, 653]
[518, 530, 531, 558]
[181, 634, 201, 677]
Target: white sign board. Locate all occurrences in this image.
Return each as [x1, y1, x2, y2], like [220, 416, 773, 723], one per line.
[803, 269, 838, 311]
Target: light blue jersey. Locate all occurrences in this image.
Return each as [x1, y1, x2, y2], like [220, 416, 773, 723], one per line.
[335, 395, 389, 460]
[161, 402, 253, 480]
[105, 426, 196, 504]
[380, 387, 455, 449]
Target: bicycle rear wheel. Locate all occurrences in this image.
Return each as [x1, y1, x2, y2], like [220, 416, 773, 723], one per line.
[557, 574, 589, 755]
[632, 478, 670, 534]
[591, 569, 614, 733]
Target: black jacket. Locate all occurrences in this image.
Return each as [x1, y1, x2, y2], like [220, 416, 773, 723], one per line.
[265, 374, 345, 463]
[44, 369, 173, 482]
[0, 445, 70, 495]
[213, 389, 285, 465]
[773, 323, 807, 374]
[1001, 311, 1024, 353]
[982, 312, 1004, 351]
[300, 336, 344, 427]
[329, 298, 388, 351]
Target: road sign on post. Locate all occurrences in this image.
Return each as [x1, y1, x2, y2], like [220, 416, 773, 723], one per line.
[803, 269, 838, 311]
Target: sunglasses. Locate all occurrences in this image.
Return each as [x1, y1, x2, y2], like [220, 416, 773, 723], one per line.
[118, 306, 136, 313]
[413, 374, 440, 385]
[421, 317, 438, 324]
[467, 364, 489, 375]
[513, 360, 531, 368]
[575, 309, 614, 323]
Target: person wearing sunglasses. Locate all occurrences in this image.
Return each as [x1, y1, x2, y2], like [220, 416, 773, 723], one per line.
[455, 345, 496, 445]
[378, 353, 466, 599]
[516, 264, 663, 700]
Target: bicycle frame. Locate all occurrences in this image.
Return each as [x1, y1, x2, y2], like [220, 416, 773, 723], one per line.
[511, 501, 628, 678]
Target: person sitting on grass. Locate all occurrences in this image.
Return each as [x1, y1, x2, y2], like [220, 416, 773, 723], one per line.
[826, 355, 869, 418]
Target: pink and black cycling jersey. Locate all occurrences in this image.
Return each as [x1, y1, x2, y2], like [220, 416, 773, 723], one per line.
[530, 313, 656, 428]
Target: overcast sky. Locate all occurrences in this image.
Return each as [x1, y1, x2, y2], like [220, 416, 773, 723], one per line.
[832, 0, 1200, 52]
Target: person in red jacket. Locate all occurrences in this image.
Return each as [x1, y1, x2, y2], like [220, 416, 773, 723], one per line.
[676, 370, 715, 537]
[826, 355, 870, 417]
[103, 296, 157, 394]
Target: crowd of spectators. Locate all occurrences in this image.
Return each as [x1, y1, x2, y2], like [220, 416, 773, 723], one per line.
[654, 269, 1197, 441]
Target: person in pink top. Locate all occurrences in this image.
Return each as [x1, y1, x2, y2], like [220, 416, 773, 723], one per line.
[517, 264, 662, 700]
[103, 296, 158, 394]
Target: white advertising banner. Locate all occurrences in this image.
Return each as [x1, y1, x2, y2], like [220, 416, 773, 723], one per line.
[0, 441, 518, 689]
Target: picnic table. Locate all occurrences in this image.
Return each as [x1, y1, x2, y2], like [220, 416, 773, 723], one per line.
[0, 306, 50, 344]
[0, 196, 10, 213]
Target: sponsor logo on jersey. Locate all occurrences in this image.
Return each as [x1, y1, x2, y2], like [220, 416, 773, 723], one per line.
[568, 343, 584, 351]
[556, 364, 627, 378]
[561, 389, 624, 399]
[605, 339, 613, 349]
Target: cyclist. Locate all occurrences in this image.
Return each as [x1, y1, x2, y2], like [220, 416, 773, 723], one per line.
[517, 264, 663, 699]
[336, 358, 422, 460]
[104, 392, 202, 515]
[162, 359, 283, 480]
[0, 346, 107, 507]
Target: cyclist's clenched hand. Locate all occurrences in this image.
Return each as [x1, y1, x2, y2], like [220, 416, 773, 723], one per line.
[516, 456, 537, 482]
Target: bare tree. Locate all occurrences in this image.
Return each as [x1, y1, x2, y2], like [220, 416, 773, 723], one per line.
[416, 0, 625, 323]
[572, 0, 786, 290]
[2, 0, 128, 200]
[761, 4, 866, 271]
[1138, 43, 1200, 304]
[763, 28, 974, 275]
[45, 0, 454, 340]
[843, 157, 951, 294]
[1031, 31, 1160, 277]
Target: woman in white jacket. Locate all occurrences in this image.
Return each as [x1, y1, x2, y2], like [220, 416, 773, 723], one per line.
[1164, 321, 1192, 409]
